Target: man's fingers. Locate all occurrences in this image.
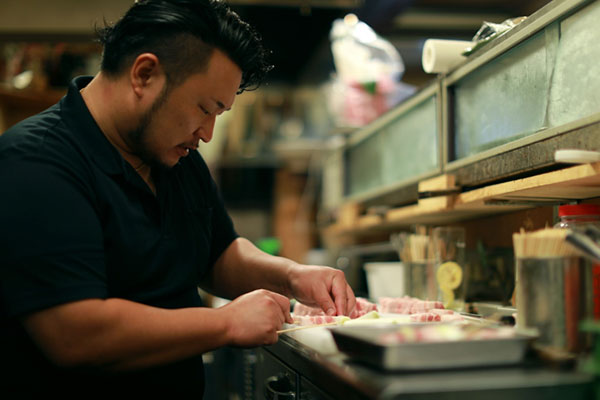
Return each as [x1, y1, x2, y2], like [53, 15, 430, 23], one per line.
[312, 290, 336, 316]
[312, 271, 356, 316]
[331, 274, 349, 316]
[345, 285, 356, 316]
[268, 291, 293, 324]
[333, 284, 356, 316]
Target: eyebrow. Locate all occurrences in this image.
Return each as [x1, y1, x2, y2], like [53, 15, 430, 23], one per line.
[213, 99, 231, 112]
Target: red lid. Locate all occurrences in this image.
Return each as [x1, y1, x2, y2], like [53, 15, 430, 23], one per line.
[558, 204, 600, 217]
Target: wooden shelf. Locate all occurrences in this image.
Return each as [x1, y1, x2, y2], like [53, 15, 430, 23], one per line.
[0, 85, 64, 106]
[0, 85, 65, 132]
[322, 161, 600, 239]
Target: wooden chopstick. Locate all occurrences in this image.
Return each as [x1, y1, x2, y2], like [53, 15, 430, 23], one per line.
[277, 321, 339, 334]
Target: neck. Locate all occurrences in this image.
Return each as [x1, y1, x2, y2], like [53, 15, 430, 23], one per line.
[80, 73, 145, 170]
[80, 73, 155, 194]
[135, 163, 155, 194]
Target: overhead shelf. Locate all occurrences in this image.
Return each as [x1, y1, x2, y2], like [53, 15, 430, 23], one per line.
[321, 0, 600, 213]
[322, 161, 600, 239]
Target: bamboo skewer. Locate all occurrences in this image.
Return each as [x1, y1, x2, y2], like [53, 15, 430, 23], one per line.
[512, 228, 582, 259]
[276, 321, 340, 334]
[391, 232, 432, 263]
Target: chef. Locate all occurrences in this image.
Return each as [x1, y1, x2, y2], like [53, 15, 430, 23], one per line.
[0, 0, 356, 396]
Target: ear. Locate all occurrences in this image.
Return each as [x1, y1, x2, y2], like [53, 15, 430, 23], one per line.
[129, 53, 165, 99]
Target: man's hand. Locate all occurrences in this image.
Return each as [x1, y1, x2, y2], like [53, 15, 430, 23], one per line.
[219, 289, 293, 347]
[206, 237, 356, 320]
[287, 265, 356, 317]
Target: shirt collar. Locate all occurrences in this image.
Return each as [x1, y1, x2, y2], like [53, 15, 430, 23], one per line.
[60, 76, 128, 176]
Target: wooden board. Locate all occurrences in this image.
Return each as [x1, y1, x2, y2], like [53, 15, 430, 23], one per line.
[337, 202, 362, 228]
[322, 162, 600, 239]
[418, 174, 457, 192]
[455, 161, 600, 208]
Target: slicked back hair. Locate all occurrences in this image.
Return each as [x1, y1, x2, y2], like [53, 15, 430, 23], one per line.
[96, 0, 272, 93]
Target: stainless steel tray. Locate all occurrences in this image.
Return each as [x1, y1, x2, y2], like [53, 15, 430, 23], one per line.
[331, 324, 537, 371]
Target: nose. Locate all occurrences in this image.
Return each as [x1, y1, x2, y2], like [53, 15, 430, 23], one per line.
[196, 115, 216, 143]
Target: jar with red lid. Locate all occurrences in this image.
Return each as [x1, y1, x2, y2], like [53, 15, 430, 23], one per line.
[554, 204, 600, 230]
[555, 203, 600, 322]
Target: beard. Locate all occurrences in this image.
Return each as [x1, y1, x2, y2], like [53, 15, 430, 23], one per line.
[125, 85, 171, 170]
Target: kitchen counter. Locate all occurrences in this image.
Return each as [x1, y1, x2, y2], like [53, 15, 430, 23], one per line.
[259, 329, 595, 400]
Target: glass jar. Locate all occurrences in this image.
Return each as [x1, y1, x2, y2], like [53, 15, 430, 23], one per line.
[554, 204, 600, 321]
[554, 204, 600, 230]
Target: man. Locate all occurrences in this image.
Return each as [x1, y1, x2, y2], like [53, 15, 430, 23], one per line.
[0, 0, 355, 396]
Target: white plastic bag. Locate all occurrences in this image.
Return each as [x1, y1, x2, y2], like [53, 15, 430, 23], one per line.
[328, 14, 415, 127]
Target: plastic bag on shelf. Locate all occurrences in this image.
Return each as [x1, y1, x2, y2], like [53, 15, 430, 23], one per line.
[327, 14, 415, 128]
[463, 17, 527, 56]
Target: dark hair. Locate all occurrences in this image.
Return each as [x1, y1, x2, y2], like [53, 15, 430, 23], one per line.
[96, 0, 272, 92]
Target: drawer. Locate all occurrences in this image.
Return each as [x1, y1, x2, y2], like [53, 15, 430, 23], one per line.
[300, 376, 334, 400]
[255, 348, 298, 400]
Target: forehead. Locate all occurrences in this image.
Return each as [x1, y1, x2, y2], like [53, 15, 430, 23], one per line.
[177, 50, 242, 108]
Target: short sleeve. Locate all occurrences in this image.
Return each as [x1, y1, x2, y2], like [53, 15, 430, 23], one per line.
[182, 152, 238, 267]
[0, 158, 107, 317]
[207, 175, 239, 266]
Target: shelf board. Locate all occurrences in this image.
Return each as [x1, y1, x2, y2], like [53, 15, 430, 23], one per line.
[323, 161, 600, 238]
[0, 85, 66, 132]
[456, 161, 600, 207]
[0, 85, 65, 108]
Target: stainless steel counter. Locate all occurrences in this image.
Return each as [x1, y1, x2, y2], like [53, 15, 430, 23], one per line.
[259, 332, 595, 400]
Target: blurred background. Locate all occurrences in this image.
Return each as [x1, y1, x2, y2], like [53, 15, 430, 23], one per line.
[0, 0, 550, 269]
[6, 2, 600, 399]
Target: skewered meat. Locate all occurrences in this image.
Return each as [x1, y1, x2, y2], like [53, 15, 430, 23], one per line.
[429, 308, 455, 315]
[292, 315, 348, 326]
[292, 302, 325, 316]
[293, 297, 378, 318]
[379, 296, 444, 314]
[409, 312, 442, 322]
[291, 296, 464, 327]
[349, 297, 378, 318]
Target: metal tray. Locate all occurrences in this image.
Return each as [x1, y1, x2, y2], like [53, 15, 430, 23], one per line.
[331, 324, 537, 371]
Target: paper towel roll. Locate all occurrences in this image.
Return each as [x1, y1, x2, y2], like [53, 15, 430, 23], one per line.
[422, 39, 474, 74]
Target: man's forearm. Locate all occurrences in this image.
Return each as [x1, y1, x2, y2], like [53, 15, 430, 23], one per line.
[23, 298, 230, 371]
[203, 237, 355, 317]
[204, 237, 297, 300]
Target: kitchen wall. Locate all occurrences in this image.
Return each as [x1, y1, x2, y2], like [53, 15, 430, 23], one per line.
[0, 0, 129, 34]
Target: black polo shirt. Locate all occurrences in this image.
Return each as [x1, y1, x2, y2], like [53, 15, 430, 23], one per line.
[0, 76, 238, 396]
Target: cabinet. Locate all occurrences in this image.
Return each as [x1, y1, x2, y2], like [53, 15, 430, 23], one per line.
[300, 377, 333, 400]
[256, 348, 334, 400]
[255, 348, 298, 400]
[257, 333, 594, 400]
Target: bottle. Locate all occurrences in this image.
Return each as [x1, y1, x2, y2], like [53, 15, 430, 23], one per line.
[554, 204, 600, 320]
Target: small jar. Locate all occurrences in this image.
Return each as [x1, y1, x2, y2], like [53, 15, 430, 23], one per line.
[554, 203, 600, 322]
[554, 204, 600, 231]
